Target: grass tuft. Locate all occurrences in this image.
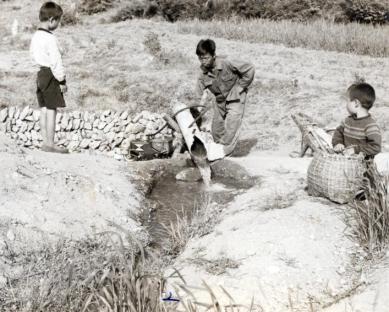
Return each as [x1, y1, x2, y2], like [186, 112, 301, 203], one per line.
[346, 163, 389, 255]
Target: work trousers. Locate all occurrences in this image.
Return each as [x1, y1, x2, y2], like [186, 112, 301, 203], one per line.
[212, 93, 246, 155]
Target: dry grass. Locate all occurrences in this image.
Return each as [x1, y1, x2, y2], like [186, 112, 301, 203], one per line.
[345, 163, 389, 255]
[176, 18, 389, 57]
[0, 224, 258, 312]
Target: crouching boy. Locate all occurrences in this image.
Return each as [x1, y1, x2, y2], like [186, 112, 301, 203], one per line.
[30, 1, 68, 153]
[332, 82, 381, 159]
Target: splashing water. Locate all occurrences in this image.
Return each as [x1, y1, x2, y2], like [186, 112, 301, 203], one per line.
[191, 136, 211, 187]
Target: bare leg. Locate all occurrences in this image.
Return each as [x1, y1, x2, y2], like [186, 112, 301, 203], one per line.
[40, 107, 47, 147]
[46, 108, 57, 147]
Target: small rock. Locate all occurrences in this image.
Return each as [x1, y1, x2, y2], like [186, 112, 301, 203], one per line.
[126, 123, 145, 134]
[98, 121, 107, 130]
[106, 132, 115, 143]
[132, 112, 143, 123]
[19, 106, 31, 120]
[103, 110, 111, 117]
[68, 141, 79, 150]
[27, 122, 35, 131]
[176, 168, 202, 182]
[19, 133, 27, 142]
[120, 111, 129, 120]
[61, 114, 69, 130]
[25, 115, 34, 122]
[84, 122, 92, 130]
[72, 119, 81, 130]
[80, 138, 90, 148]
[8, 106, 15, 119]
[57, 139, 67, 146]
[114, 154, 123, 160]
[113, 137, 124, 147]
[92, 119, 100, 129]
[33, 110, 40, 121]
[0, 108, 8, 122]
[19, 122, 28, 133]
[65, 119, 73, 131]
[14, 108, 20, 120]
[103, 122, 114, 133]
[31, 130, 39, 141]
[72, 111, 81, 119]
[90, 141, 101, 149]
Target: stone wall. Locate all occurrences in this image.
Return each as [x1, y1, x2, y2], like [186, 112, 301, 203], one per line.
[0, 106, 175, 159]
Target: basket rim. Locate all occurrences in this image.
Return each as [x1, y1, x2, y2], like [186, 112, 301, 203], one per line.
[315, 150, 364, 160]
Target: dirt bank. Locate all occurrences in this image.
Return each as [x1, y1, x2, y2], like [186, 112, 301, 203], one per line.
[165, 152, 374, 311]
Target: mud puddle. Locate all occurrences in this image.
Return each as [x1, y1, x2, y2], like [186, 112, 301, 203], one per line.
[143, 159, 259, 248]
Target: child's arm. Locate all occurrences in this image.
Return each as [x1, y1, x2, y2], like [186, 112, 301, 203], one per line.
[358, 123, 382, 157]
[228, 60, 255, 93]
[48, 36, 66, 85]
[332, 120, 345, 148]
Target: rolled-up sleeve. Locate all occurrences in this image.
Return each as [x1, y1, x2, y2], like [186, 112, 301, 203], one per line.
[229, 60, 255, 92]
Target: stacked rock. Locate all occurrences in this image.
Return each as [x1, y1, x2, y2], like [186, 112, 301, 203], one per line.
[0, 106, 175, 160]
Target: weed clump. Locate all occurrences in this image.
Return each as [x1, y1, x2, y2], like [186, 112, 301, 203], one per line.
[345, 164, 389, 256]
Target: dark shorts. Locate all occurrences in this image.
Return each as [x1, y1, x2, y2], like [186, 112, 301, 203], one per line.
[36, 67, 66, 109]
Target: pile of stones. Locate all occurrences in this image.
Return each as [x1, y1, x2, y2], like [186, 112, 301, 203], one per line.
[0, 106, 175, 159]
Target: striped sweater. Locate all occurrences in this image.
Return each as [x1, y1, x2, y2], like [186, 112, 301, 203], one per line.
[332, 114, 381, 158]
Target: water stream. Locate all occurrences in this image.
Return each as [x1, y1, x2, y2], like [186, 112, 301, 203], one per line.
[143, 159, 258, 249]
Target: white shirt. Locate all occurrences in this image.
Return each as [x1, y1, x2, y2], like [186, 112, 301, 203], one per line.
[30, 29, 66, 83]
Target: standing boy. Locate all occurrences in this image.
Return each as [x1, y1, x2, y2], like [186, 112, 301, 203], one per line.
[195, 39, 255, 156]
[332, 82, 381, 159]
[30, 2, 68, 153]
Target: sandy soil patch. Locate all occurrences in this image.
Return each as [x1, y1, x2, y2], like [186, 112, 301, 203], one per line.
[167, 153, 366, 311]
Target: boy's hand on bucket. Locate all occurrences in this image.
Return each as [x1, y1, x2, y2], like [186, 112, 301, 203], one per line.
[334, 144, 345, 153]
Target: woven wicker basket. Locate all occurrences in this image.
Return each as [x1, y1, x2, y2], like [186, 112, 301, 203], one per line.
[307, 151, 366, 204]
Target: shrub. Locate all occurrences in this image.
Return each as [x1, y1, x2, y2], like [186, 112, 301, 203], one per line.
[157, 0, 208, 22]
[111, 0, 159, 22]
[78, 0, 116, 15]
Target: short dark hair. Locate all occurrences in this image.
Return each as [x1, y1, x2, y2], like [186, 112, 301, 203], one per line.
[347, 82, 376, 109]
[39, 2, 63, 22]
[196, 39, 216, 56]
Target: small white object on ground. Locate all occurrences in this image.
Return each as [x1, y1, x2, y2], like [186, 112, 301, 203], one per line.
[206, 142, 225, 161]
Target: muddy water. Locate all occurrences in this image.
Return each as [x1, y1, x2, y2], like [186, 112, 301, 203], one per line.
[144, 159, 258, 248]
